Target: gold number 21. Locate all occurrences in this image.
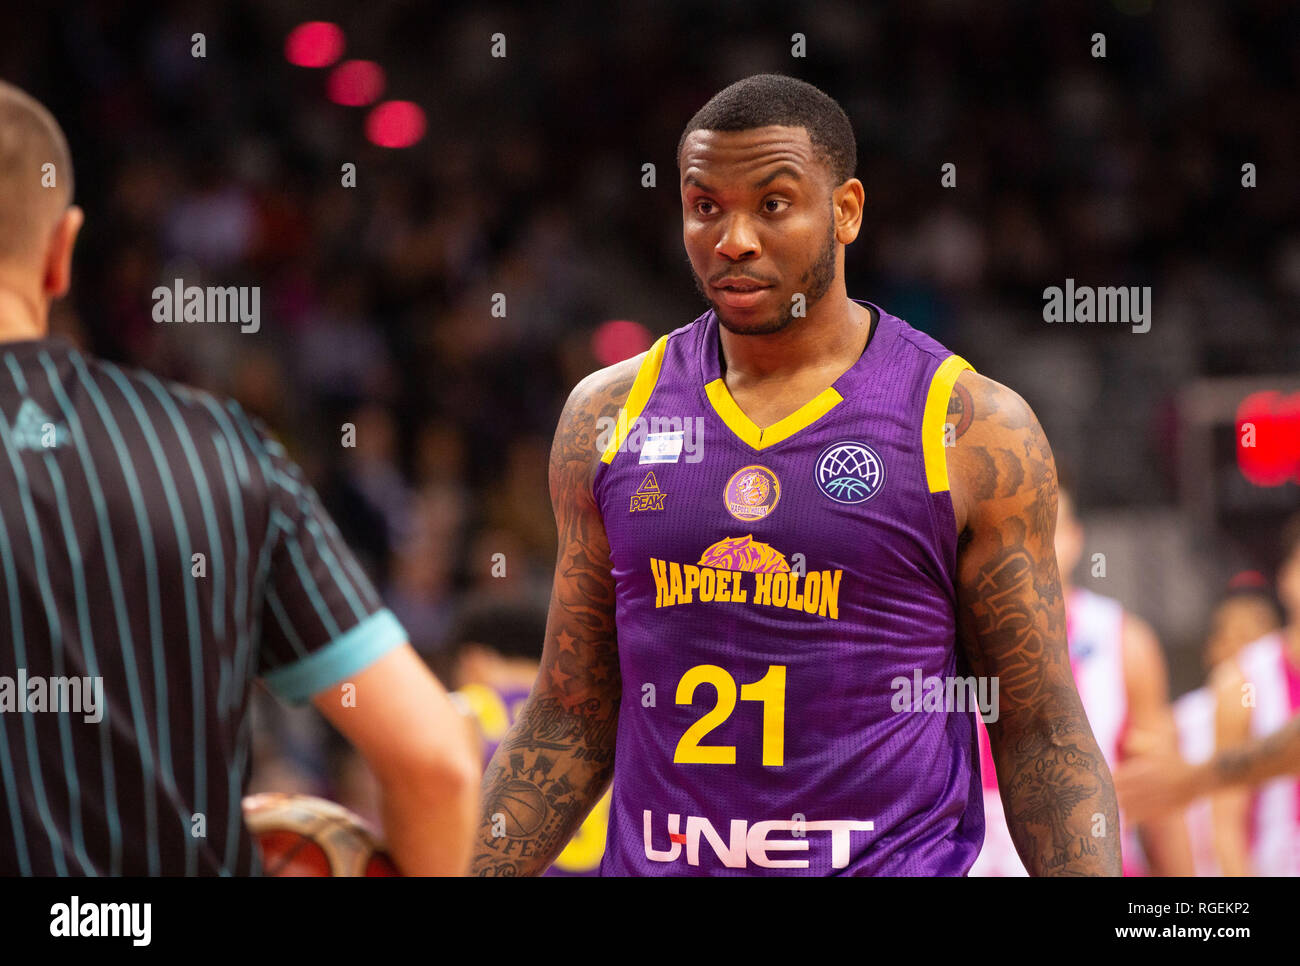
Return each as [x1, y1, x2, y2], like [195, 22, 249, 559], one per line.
[673, 664, 786, 766]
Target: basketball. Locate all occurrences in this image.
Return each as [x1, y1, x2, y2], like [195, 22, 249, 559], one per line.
[497, 780, 547, 836]
[242, 793, 399, 877]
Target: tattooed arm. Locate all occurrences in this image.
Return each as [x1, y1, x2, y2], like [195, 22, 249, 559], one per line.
[947, 370, 1122, 876]
[468, 357, 638, 876]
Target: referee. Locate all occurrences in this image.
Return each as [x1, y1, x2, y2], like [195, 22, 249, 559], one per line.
[0, 81, 480, 875]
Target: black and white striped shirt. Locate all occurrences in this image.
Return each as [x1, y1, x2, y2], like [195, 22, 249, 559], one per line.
[0, 337, 406, 875]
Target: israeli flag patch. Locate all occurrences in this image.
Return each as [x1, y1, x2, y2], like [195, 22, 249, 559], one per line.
[640, 431, 684, 464]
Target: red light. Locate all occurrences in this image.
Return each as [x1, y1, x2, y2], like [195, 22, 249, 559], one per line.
[592, 320, 653, 366]
[327, 60, 386, 106]
[1226, 570, 1269, 591]
[365, 101, 426, 148]
[1236, 390, 1300, 487]
[285, 22, 345, 68]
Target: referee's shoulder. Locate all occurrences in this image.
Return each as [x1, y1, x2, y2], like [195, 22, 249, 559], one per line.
[76, 349, 265, 446]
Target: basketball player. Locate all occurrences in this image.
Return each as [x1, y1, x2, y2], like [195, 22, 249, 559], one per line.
[1172, 576, 1283, 876]
[441, 596, 609, 875]
[0, 81, 480, 875]
[1204, 518, 1300, 874]
[471, 74, 1121, 875]
[970, 478, 1193, 875]
[1117, 514, 1300, 834]
[1203, 572, 1284, 669]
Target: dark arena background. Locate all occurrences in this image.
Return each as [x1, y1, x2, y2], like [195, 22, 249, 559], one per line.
[0, 0, 1297, 950]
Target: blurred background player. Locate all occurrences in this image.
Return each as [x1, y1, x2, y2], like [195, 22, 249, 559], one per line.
[437, 594, 608, 876]
[0, 80, 479, 875]
[1205, 515, 1300, 875]
[1203, 573, 1286, 671]
[1172, 573, 1283, 876]
[1118, 521, 1300, 843]
[970, 474, 1193, 876]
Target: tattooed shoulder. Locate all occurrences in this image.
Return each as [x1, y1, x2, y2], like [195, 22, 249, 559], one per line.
[550, 355, 642, 504]
[946, 369, 1056, 540]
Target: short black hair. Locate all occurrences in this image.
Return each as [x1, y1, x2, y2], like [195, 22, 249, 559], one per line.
[677, 74, 857, 186]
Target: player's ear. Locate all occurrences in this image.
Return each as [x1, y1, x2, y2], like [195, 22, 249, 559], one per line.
[833, 178, 865, 245]
[43, 204, 83, 300]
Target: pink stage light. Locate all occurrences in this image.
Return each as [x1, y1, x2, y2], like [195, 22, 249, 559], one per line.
[592, 320, 653, 366]
[328, 60, 386, 106]
[285, 22, 345, 68]
[365, 101, 426, 148]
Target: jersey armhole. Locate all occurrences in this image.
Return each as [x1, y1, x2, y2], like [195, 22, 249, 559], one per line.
[592, 334, 670, 503]
[920, 355, 976, 586]
[922, 354, 975, 495]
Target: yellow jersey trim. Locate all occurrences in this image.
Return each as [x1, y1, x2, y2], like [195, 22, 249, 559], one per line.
[600, 335, 669, 464]
[705, 378, 844, 451]
[922, 354, 975, 493]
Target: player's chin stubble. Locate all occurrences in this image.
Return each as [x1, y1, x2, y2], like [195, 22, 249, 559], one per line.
[691, 223, 838, 336]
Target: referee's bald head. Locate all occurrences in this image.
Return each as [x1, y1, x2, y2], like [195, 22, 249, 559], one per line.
[0, 80, 76, 266]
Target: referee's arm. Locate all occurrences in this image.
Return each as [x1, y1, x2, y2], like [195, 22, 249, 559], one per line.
[311, 648, 481, 875]
[253, 426, 480, 875]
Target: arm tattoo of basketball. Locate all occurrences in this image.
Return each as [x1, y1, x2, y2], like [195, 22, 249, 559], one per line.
[952, 374, 1121, 876]
[470, 361, 635, 877]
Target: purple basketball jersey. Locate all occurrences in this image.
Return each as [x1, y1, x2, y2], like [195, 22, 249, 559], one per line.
[593, 300, 981, 875]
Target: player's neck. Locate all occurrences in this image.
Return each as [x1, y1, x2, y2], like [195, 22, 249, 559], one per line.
[0, 287, 47, 344]
[716, 289, 871, 383]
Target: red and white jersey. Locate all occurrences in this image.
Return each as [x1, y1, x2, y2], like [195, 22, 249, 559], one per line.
[1236, 631, 1300, 876]
[1066, 588, 1129, 767]
[970, 587, 1135, 876]
[1172, 686, 1220, 877]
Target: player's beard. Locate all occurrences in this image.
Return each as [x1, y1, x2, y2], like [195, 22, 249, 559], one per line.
[692, 218, 838, 336]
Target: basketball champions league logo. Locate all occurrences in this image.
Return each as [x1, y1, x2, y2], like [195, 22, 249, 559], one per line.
[815, 441, 885, 504]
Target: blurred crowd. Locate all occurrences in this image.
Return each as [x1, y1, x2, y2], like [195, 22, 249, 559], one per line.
[2, 0, 1297, 823]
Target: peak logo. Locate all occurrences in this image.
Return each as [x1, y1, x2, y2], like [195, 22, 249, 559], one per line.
[9, 399, 69, 452]
[642, 810, 873, 870]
